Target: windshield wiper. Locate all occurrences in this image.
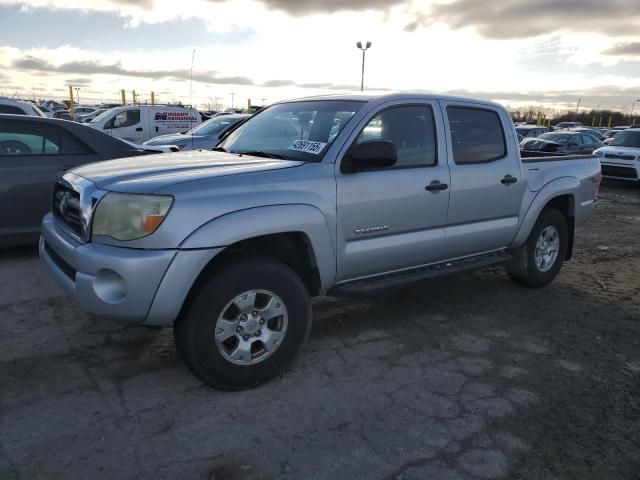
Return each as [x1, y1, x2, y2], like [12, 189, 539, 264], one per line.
[211, 147, 227, 152]
[235, 150, 287, 160]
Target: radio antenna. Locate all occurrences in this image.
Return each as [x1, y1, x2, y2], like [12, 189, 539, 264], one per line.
[190, 49, 196, 149]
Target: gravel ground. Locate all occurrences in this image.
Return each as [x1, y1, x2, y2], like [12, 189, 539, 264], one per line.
[1, 181, 639, 480]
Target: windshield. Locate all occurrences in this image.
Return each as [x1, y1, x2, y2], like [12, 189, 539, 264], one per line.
[539, 133, 570, 144]
[218, 100, 365, 161]
[189, 116, 245, 136]
[610, 130, 640, 148]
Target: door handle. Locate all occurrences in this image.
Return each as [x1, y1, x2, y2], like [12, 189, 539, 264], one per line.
[136, 127, 143, 132]
[501, 175, 518, 185]
[425, 181, 448, 192]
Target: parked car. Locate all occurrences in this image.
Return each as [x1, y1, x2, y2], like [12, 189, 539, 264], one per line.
[78, 108, 108, 123]
[567, 127, 607, 142]
[40, 93, 601, 389]
[520, 131, 603, 155]
[97, 103, 122, 110]
[37, 104, 57, 118]
[595, 128, 640, 182]
[90, 105, 201, 143]
[515, 125, 549, 139]
[0, 114, 151, 246]
[53, 110, 74, 121]
[41, 101, 68, 112]
[72, 106, 97, 117]
[0, 97, 46, 117]
[552, 121, 583, 130]
[143, 113, 250, 151]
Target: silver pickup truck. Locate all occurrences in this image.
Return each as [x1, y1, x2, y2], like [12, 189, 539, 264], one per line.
[40, 93, 601, 390]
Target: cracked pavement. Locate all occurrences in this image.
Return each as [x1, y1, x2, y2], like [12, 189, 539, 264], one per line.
[1, 182, 639, 480]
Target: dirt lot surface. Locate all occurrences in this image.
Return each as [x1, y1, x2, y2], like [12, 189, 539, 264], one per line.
[1, 182, 639, 480]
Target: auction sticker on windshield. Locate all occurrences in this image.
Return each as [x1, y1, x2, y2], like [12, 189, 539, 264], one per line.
[289, 140, 327, 154]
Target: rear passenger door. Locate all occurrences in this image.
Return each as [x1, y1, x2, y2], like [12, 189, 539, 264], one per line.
[335, 101, 450, 281]
[0, 120, 97, 237]
[442, 102, 526, 258]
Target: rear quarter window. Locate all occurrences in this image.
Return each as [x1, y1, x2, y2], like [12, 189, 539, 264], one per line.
[0, 105, 26, 115]
[447, 107, 507, 164]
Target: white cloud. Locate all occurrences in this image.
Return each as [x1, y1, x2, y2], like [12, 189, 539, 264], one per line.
[1, 0, 640, 110]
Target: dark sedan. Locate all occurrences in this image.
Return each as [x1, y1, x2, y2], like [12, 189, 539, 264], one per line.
[0, 114, 150, 246]
[520, 131, 603, 156]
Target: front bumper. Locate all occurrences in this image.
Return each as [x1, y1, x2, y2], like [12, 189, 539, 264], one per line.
[40, 214, 221, 326]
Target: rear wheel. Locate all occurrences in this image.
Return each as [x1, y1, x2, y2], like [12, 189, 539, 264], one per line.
[508, 208, 568, 288]
[174, 256, 312, 390]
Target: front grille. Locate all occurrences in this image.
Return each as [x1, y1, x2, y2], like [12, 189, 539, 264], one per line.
[601, 165, 638, 179]
[52, 182, 83, 238]
[604, 153, 636, 161]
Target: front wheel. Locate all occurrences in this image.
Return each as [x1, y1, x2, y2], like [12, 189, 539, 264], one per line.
[507, 208, 568, 288]
[174, 256, 312, 390]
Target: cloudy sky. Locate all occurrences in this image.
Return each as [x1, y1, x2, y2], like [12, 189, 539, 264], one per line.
[0, 0, 639, 111]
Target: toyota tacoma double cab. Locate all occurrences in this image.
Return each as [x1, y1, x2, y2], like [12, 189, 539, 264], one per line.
[40, 94, 601, 390]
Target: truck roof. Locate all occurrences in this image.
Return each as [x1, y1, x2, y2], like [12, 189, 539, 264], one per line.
[285, 92, 504, 109]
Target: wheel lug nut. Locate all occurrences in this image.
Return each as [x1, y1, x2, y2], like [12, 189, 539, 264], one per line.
[243, 335, 249, 341]
[259, 319, 265, 325]
[241, 314, 247, 320]
[252, 311, 258, 317]
[236, 326, 242, 333]
[256, 330, 261, 337]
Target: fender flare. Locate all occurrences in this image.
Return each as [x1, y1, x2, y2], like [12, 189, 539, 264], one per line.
[511, 177, 578, 248]
[180, 204, 336, 289]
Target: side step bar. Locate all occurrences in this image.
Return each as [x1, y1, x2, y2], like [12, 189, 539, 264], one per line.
[328, 251, 512, 296]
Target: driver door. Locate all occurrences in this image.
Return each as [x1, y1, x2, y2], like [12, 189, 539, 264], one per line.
[104, 108, 143, 142]
[335, 101, 450, 281]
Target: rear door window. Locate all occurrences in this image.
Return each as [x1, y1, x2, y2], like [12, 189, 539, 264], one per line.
[0, 121, 93, 156]
[447, 107, 506, 164]
[0, 105, 26, 115]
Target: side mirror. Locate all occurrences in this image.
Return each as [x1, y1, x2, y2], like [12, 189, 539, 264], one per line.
[342, 140, 397, 173]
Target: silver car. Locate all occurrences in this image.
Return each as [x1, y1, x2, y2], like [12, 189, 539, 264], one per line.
[41, 93, 601, 390]
[142, 113, 249, 151]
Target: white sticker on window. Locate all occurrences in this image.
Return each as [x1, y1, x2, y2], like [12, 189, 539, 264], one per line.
[289, 140, 327, 154]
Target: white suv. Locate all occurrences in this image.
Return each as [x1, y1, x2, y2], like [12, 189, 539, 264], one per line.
[0, 97, 46, 117]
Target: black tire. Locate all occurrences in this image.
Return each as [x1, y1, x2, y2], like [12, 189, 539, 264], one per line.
[507, 208, 568, 288]
[174, 256, 312, 390]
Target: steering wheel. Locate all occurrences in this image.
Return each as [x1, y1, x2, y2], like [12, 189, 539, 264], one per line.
[0, 140, 33, 155]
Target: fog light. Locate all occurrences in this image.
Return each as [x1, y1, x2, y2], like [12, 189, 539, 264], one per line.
[93, 269, 127, 303]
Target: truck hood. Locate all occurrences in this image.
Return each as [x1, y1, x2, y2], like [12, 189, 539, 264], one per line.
[595, 146, 640, 158]
[71, 150, 305, 192]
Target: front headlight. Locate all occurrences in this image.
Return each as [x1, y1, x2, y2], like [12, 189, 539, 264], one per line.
[92, 193, 173, 241]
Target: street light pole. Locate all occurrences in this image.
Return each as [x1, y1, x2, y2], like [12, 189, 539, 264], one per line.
[356, 41, 372, 92]
[74, 87, 80, 105]
[230, 92, 235, 109]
